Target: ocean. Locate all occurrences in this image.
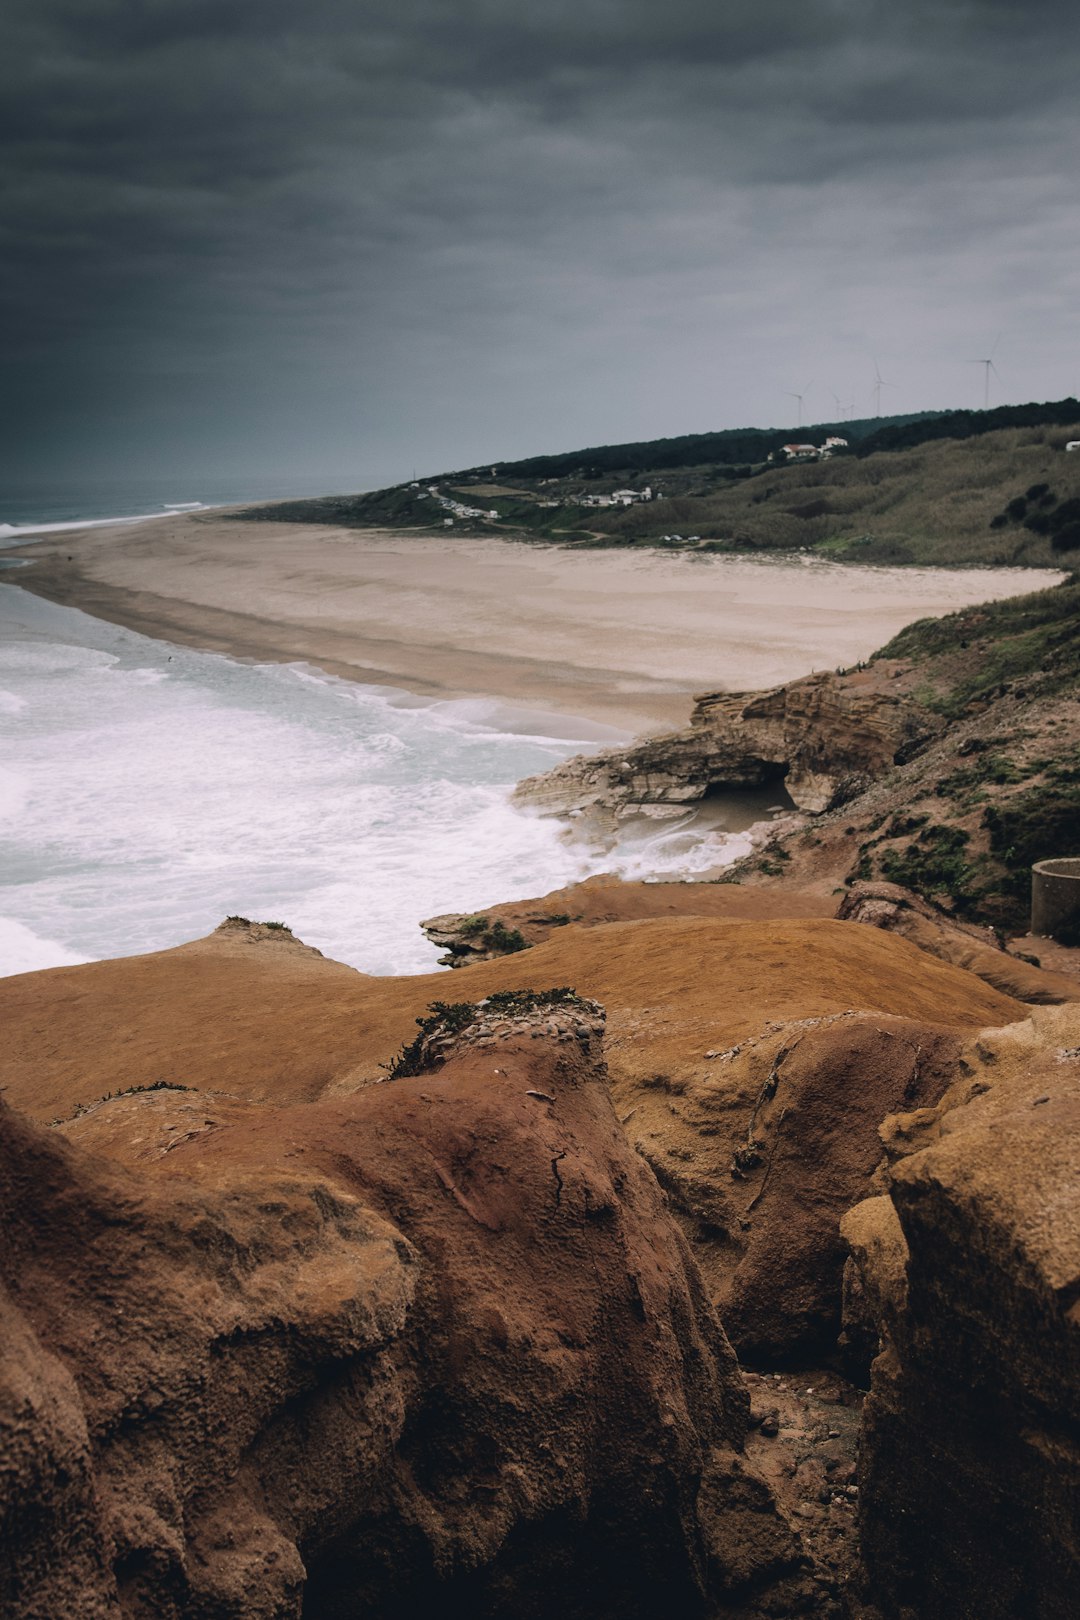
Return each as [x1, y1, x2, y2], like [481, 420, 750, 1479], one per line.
[0, 473, 346, 536]
[0, 583, 770, 978]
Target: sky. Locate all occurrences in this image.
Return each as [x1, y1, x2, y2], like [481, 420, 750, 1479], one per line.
[4, 0, 1080, 491]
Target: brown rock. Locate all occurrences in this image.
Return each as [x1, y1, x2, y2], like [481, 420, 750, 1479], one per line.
[845, 1005, 1080, 1619]
[0, 996, 820, 1619]
[513, 663, 936, 823]
[837, 881, 1080, 1004]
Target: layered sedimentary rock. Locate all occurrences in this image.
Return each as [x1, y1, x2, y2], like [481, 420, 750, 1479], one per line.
[0, 995, 828, 1620]
[843, 1004, 1080, 1619]
[513, 663, 937, 823]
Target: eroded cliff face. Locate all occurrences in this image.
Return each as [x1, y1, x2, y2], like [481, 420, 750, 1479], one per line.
[843, 1005, 1080, 1620]
[0, 996, 828, 1620]
[513, 663, 937, 825]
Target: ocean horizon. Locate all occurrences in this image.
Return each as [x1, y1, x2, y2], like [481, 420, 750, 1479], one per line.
[0, 472, 368, 536]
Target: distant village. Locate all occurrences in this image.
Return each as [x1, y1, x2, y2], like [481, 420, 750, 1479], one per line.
[411, 435, 849, 527]
[771, 435, 849, 462]
[410, 480, 661, 523]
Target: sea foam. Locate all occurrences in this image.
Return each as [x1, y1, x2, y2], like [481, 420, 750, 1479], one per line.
[0, 585, 759, 979]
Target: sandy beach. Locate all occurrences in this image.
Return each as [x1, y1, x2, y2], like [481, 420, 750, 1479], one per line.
[10, 515, 1061, 733]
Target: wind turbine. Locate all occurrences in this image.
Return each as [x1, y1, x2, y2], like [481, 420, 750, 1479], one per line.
[830, 390, 843, 423]
[785, 380, 813, 428]
[970, 336, 1001, 409]
[871, 359, 895, 417]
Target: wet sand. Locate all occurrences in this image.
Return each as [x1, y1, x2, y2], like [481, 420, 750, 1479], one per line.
[9, 515, 1060, 733]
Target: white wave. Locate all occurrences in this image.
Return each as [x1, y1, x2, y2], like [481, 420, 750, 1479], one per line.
[0, 504, 219, 544]
[0, 917, 89, 976]
[0, 587, 611, 976]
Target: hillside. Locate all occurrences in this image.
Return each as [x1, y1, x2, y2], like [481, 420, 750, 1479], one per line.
[231, 398, 1080, 568]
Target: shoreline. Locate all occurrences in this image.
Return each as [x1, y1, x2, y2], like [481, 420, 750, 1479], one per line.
[9, 514, 1064, 736]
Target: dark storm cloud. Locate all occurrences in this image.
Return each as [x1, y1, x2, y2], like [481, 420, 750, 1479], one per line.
[3, 1, 1079, 482]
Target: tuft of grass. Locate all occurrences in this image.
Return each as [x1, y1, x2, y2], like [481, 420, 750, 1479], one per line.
[53, 1078, 197, 1126]
[386, 988, 586, 1078]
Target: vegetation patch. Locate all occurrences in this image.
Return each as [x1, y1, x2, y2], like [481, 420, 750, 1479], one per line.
[878, 824, 976, 906]
[935, 754, 1025, 802]
[454, 916, 529, 956]
[387, 988, 587, 1078]
[54, 1078, 197, 1127]
[983, 782, 1080, 915]
[877, 577, 1080, 716]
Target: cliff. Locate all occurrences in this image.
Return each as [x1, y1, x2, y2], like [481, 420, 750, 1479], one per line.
[0, 993, 830, 1620]
[1, 900, 1076, 1614]
[514, 575, 1080, 941]
[843, 1003, 1080, 1618]
[513, 662, 935, 824]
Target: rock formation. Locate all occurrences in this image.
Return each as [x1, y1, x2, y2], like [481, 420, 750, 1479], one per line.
[420, 875, 835, 967]
[837, 880, 1080, 1004]
[1, 993, 833, 1620]
[0, 916, 1024, 1375]
[843, 1004, 1080, 1619]
[513, 663, 936, 825]
[4, 910, 1075, 1615]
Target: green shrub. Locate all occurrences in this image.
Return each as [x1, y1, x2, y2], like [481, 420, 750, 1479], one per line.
[483, 920, 528, 954]
[879, 824, 975, 903]
[387, 989, 586, 1078]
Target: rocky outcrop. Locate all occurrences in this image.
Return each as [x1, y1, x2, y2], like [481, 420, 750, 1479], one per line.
[843, 1005, 1080, 1619]
[513, 662, 937, 824]
[837, 881, 1080, 1004]
[0, 996, 828, 1620]
[627, 1009, 963, 1367]
[420, 878, 834, 968]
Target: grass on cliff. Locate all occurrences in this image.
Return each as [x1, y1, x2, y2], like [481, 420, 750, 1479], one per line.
[875, 572, 1080, 715]
[386, 988, 586, 1078]
[743, 573, 1080, 932]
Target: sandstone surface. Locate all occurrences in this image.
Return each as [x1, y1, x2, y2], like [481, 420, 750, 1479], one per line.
[837, 881, 1080, 1004]
[1, 917, 1022, 1379]
[421, 875, 834, 967]
[843, 1004, 1080, 1618]
[513, 663, 936, 826]
[1, 996, 830, 1619]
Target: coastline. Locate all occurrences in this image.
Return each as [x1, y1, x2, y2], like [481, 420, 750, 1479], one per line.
[8, 513, 1062, 736]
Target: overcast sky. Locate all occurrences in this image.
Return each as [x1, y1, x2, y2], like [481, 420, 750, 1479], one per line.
[4, 1, 1079, 490]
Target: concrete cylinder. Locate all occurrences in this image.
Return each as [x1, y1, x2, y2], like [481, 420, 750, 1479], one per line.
[1030, 857, 1080, 942]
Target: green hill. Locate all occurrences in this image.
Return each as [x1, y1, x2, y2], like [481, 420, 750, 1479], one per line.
[233, 398, 1080, 568]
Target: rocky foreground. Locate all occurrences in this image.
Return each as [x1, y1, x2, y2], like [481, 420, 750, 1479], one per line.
[1, 887, 1077, 1618]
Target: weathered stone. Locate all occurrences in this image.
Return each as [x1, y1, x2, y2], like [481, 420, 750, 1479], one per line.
[844, 1006, 1080, 1619]
[514, 663, 938, 824]
[0, 999, 825, 1620]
